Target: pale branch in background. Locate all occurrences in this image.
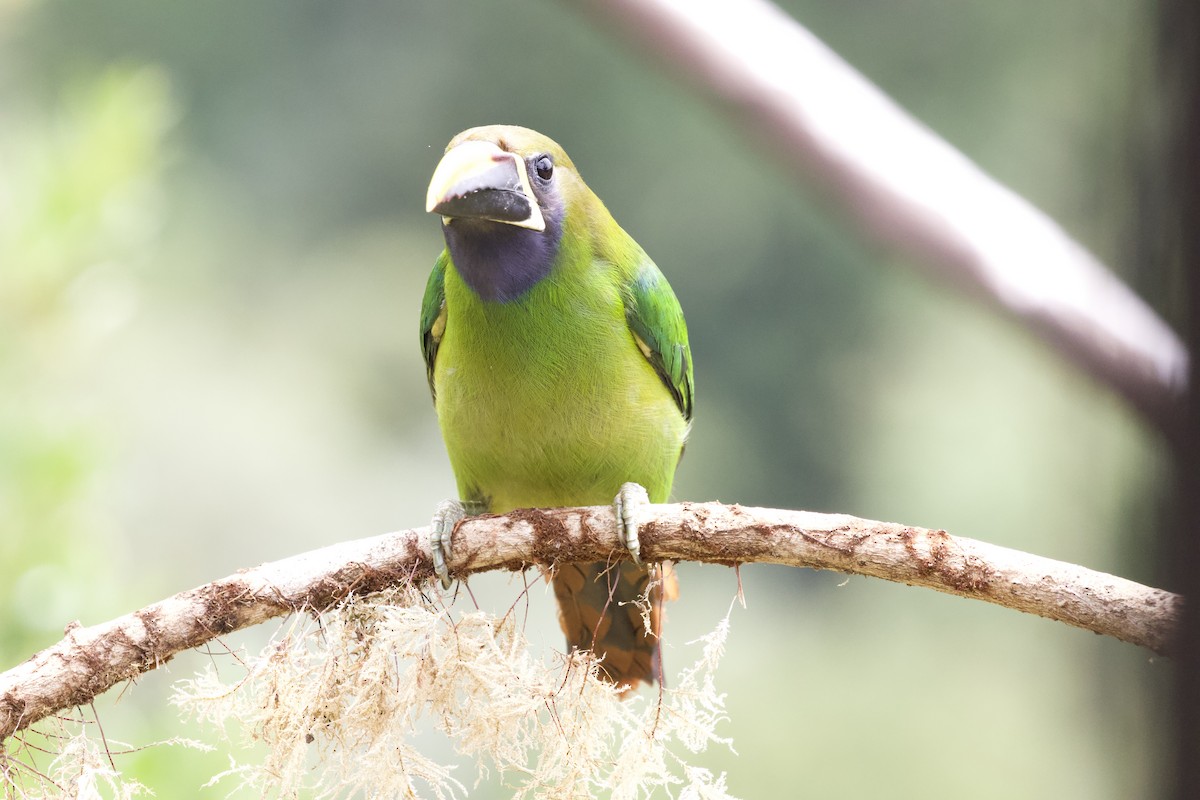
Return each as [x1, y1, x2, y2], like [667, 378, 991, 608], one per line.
[0, 502, 1179, 742]
[574, 0, 1190, 436]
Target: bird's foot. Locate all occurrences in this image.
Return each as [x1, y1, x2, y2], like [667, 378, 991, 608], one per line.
[613, 482, 651, 566]
[431, 498, 484, 588]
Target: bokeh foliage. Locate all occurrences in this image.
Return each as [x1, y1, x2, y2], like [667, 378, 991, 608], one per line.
[1, 0, 1172, 797]
[0, 65, 173, 662]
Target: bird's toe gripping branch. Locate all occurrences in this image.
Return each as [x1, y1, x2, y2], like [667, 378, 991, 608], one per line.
[431, 499, 468, 589]
[614, 482, 651, 565]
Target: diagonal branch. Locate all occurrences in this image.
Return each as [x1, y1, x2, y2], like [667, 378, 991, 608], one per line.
[0, 502, 1181, 741]
[573, 0, 1190, 435]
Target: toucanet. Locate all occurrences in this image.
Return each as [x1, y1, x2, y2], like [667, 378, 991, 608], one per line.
[421, 125, 693, 692]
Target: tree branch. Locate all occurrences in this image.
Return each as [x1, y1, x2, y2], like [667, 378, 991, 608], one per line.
[0, 502, 1179, 742]
[573, 0, 1190, 435]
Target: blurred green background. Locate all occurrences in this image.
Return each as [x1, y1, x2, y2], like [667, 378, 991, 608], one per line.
[0, 0, 1174, 797]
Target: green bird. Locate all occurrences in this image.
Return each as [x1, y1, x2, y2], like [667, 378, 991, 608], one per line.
[420, 125, 693, 692]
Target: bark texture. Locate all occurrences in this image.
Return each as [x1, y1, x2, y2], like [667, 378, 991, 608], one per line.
[0, 502, 1180, 741]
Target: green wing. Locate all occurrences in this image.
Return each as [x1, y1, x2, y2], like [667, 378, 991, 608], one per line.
[623, 259, 694, 422]
[419, 251, 449, 399]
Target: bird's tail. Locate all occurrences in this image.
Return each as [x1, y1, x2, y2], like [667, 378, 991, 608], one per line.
[551, 560, 679, 693]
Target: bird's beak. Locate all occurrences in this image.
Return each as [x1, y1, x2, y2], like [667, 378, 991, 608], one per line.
[425, 140, 546, 232]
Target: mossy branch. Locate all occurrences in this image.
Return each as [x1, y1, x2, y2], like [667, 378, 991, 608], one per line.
[0, 501, 1181, 741]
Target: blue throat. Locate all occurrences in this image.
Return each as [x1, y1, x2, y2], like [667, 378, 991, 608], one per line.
[442, 216, 562, 303]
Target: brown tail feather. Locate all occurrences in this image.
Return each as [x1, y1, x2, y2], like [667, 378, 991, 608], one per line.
[551, 561, 678, 693]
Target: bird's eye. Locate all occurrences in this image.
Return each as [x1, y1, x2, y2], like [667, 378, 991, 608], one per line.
[534, 154, 554, 181]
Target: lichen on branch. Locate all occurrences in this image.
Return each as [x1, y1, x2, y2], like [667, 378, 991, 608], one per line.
[168, 586, 736, 799]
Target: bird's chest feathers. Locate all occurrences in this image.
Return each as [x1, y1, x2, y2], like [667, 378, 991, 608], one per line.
[434, 269, 670, 507]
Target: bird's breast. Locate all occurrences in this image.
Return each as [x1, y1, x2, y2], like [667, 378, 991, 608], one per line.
[433, 276, 685, 512]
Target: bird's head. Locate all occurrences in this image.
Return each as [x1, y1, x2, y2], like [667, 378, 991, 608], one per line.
[426, 125, 584, 303]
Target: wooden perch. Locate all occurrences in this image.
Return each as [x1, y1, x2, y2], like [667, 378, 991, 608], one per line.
[0, 502, 1180, 742]
[575, 0, 1190, 435]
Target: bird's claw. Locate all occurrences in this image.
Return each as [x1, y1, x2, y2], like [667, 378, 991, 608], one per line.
[614, 482, 650, 566]
[431, 499, 467, 589]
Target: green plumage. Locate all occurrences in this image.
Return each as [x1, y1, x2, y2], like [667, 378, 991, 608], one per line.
[421, 125, 691, 689]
